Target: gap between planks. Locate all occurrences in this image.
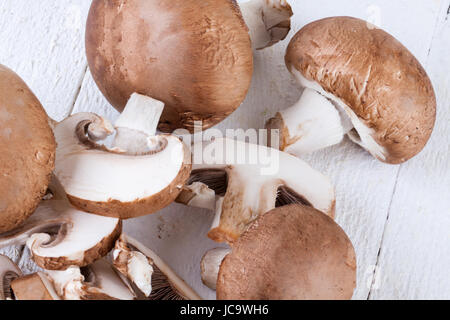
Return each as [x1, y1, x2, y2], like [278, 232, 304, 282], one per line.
[366, 0, 450, 299]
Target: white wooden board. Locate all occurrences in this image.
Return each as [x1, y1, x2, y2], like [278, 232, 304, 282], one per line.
[0, 0, 449, 300]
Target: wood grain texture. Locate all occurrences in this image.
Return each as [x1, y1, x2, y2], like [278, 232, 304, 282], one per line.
[0, 0, 449, 300]
[369, 0, 450, 300]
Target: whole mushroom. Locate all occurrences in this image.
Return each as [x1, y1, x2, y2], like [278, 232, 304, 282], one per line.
[0, 65, 56, 233]
[202, 204, 357, 300]
[266, 17, 436, 164]
[86, 0, 293, 132]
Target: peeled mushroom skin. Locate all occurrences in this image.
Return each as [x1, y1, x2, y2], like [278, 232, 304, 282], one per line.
[268, 16, 436, 164]
[216, 204, 357, 300]
[86, 0, 253, 132]
[0, 65, 56, 233]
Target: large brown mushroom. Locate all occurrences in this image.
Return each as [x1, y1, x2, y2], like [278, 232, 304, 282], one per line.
[85, 0, 293, 132]
[266, 17, 436, 164]
[0, 65, 55, 233]
[204, 204, 357, 300]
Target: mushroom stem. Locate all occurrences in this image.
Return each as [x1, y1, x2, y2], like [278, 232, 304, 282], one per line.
[114, 93, 165, 154]
[200, 248, 230, 290]
[239, 0, 293, 50]
[266, 88, 353, 155]
[176, 182, 217, 211]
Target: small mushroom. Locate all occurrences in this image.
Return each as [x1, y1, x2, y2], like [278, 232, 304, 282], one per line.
[265, 17, 436, 164]
[45, 259, 136, 300]
[53, 93, 191, 219]
[203, 204, 356, 300]
[0, 255, 22, 300]
[10, 273, 61, 300]
[0, 65, 56, 233]
[113, 234, 201, 300]
[176, 138, 335, 244]
[0, 176, 121, 270]
[86, 0, 292, 132]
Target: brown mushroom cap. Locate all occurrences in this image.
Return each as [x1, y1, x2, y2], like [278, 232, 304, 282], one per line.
[217, 204, 356, 300]
[285, 16, 436, 164]
[86, 0, 253, 132]
[0, 65, 55, 233]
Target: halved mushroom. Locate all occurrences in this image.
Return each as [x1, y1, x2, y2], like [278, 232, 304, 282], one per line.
[0, 255, 22, 300]
[265, 17, 436, 164]
[54, 93, 191, 219]
[113, 234, 201, 300]
[86, 0, 292, 132]
[0, 176, 121, 270]
[176, 138, 335, 244]
[10, 273, 61, 300]
[45, 259, 136, 300]
[203, 204, 356, 300]
[0, 64, 56, 233]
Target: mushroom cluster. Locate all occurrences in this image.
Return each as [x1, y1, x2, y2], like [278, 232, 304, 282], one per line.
[1, 1, 437, 301]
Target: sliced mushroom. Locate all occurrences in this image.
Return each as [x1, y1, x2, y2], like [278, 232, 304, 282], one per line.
[0, 255, 22, 300]
[240, 0, 293, 50]
[214, 204, 356, 300]
[0, 64, 56, 233]
[177, 138, 335, 244]
[266, 17, 436, 164]
[54, 93, 191, 219]
[0, 176, 121, 270]
[200, 248, 231, 290]
[86, 0, 292, 132]
[113, 234, 201, 300]
[10, 273, 60, 300]
[45, 259, 136, 300]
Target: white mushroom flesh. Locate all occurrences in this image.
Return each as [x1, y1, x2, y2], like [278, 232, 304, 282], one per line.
[240, 0, 293, 50]
[200, 248, 231, 290]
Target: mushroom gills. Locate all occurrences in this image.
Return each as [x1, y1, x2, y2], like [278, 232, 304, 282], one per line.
[113, 235, 201, 300]
[0, 255, 22, 300]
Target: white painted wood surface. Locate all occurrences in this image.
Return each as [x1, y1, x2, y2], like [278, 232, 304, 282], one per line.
[0, 0, 449, 300]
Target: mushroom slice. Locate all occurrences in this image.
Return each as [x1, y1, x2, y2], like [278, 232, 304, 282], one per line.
[10, 273, 60, 300]
[54, 93, 191, 219]
[177, 138, 335, 244]
[0, 255, 22, 300]
[45, 259, 136, 300]
[266, 17, 436, 164]
[216, 204, 357, 300]
[200, 248, 231, 290]
[0, 177, 121, 270]
[113, 234, 201, 300]
[240, 0, 294, 50]
[0, 65, 56, 233]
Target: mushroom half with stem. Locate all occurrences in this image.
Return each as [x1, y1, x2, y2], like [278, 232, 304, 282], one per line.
[53, 93, 191, 219]
[176, 138, 335, 244]
[113, 234, 201, 300]
[86, 0, 292, 132]
[265, 17, 436, 164]
[0, 65, 56, 233]
[202, 204, 357, 300]
[0, 176, 122, 271]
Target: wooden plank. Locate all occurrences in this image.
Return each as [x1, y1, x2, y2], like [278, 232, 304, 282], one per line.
[369, 0, 450, 300]
[72, 0, 442, 299]
[0, 0, 90, 263]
